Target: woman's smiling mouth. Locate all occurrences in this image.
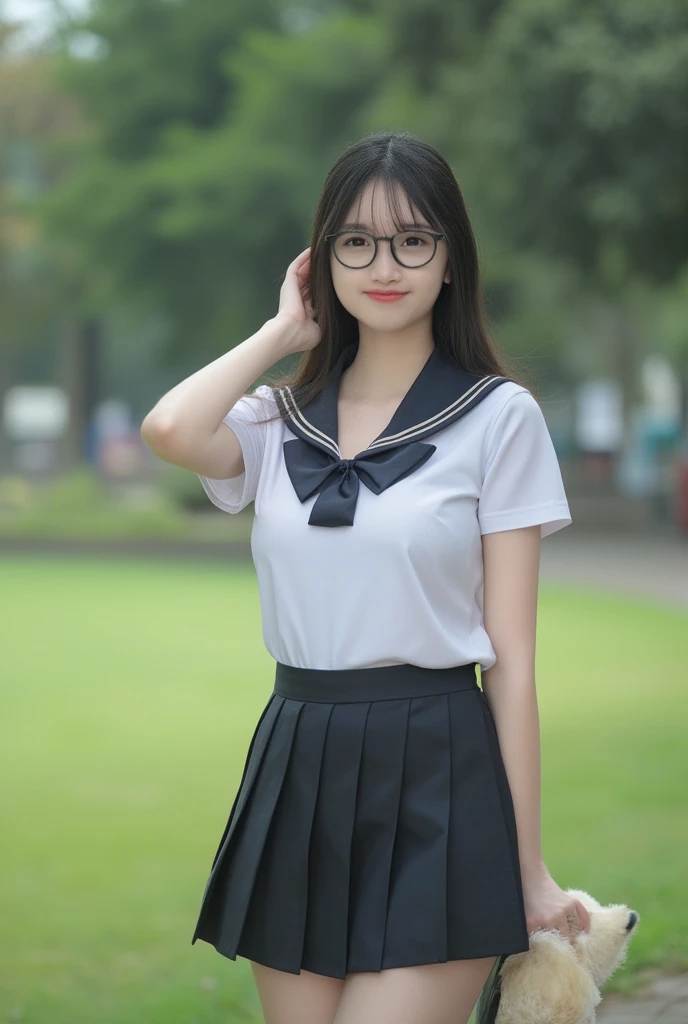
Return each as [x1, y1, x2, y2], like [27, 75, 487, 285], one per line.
[364, 291, 408, 302]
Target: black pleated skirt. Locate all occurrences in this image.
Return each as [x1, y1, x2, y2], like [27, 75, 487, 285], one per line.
[191, 661, 530, 980]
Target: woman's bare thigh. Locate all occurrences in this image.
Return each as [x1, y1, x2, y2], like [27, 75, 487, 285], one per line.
[333, 956, 498, 1024]
[249, 960, 346, 1024]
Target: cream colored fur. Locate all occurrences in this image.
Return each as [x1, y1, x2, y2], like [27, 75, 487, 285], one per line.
[495, 888, 640, 1024]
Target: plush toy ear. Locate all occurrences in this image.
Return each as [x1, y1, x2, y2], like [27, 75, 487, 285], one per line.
[474, 954, 507, 1024]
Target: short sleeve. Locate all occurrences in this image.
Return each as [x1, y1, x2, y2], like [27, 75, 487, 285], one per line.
[197, 384, 276, 513]
[478, 390, 572, 538]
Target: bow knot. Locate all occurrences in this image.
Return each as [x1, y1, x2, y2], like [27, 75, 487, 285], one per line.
[282, 438, 436, 527]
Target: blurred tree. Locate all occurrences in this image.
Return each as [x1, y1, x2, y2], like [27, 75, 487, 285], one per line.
[458, 0, 688, 424]
[470, 0, 688, 285]
[41, 0, 306, 363]
[373, 0, 505, 93]
[37, 0, 688, 424]
[0, 19, 86, 470]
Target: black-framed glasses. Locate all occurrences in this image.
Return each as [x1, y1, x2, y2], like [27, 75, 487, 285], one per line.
[325, 229, 447, 269]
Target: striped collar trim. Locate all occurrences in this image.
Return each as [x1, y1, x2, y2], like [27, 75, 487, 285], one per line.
[274, 341, 513, 459]
[277, 385, 340, 457]
[277, 373, 506, 457]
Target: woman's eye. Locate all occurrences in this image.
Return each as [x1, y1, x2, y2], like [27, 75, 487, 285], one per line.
[396, 230, 435, 248]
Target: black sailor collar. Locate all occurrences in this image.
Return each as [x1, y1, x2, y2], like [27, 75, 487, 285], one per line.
[274, 340, 513, 528]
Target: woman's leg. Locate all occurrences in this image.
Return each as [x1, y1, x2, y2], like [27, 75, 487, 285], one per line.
[250, 960, 346, 1024]
[333, 956, 498, 1024]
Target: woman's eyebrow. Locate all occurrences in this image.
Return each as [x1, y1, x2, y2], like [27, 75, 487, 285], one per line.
[339, 221, 433, 231]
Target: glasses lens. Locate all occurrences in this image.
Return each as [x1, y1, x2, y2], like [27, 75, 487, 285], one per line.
[333, 232, 376, 267]
[392, 230, 438, 267]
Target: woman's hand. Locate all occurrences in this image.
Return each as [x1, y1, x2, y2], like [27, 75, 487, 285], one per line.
[522, 864, 591, 945]
[274, 247, 322, 354]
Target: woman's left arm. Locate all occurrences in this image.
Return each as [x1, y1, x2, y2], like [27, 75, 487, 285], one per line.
[480, 524, 590, 944]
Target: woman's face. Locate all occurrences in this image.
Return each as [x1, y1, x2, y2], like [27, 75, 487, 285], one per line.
[329, 179, 451, 332]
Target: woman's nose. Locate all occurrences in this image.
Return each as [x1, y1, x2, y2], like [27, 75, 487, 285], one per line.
[370, 240, 400, 276]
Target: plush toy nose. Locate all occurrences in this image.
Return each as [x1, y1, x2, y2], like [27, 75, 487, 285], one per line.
[626, 911, 638, 931]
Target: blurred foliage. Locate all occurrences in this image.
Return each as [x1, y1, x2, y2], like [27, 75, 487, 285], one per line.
[0, 23, 85, 349]
[155, 460, 217, 511]
[0, 0, 686, 422]
[0, 465, 189, 538]
[470, 0, 688, 289]
[33, 0, 688, 370]
[0, 464, 257, 541]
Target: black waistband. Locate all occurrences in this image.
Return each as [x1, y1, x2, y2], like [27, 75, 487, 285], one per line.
[273, 661, 480, 704]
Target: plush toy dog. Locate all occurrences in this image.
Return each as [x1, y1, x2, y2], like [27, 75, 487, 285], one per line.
[474, 888, 640, 1024]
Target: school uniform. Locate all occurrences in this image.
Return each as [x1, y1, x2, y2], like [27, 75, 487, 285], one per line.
[190, 339, 572, 984]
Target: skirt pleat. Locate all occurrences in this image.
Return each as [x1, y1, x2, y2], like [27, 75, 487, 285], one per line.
[300, 701, 370, 978]
[346, 696, 410, 973]
[380, 693, 451, 970]
[191, 694, 293, 951]
[238, 700, 332, 971]
[191, 663, 531, 979]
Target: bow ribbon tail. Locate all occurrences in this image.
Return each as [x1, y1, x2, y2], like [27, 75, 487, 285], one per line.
[308, 470, 360, 527]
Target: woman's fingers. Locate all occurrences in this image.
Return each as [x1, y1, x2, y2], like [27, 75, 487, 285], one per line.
[290, 247, 311, 271]
[277, 247, 322, 348]
[573, 899, 591, 932]
[562, 901, 589, 942]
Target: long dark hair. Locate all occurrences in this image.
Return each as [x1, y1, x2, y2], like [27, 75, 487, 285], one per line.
[253, 130, 530, 424]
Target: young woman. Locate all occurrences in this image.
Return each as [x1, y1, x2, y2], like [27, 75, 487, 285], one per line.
[141, 131, 590, 1024]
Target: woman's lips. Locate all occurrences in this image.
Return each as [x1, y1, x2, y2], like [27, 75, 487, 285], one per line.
[365, 292, 408, 302]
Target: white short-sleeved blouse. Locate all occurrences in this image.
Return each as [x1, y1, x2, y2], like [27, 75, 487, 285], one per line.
[198, 379, 571, 672]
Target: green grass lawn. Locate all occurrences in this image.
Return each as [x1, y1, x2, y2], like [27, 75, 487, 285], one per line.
[1, 555, 686, 1023]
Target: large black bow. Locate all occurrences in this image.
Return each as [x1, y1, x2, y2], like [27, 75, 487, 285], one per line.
[282, 437, 436, 527]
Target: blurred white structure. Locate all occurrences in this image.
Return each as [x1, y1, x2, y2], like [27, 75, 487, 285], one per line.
[3, 385, 68, 472]
[618, 355, 681, 505]
[574, 379, 624, 455]
[640, 354, 681, 438]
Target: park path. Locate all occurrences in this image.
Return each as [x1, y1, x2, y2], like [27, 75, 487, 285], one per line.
[542, 530, 688, 1021]
[540, 530, 688, 611]
[595, 973, 688, 1022]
